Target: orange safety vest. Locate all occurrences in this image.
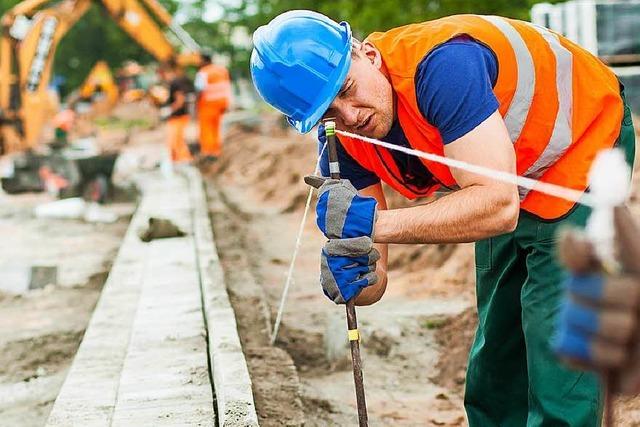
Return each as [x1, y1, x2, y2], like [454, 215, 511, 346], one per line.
[196, 64, 232, 110]
[338, 15, 623, 220]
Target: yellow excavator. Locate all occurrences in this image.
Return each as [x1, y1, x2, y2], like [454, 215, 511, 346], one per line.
[116, 60, 146, 103]
[0, 0, 201, 155]
[76, 60, 119, 114]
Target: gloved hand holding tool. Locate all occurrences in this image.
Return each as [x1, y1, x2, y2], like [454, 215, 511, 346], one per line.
[309, 123, 378, 241]
[311, 176, 378, 240]
[306, 177, 379, 303]
[305, 123, 379, 304]
[320, 236, 380, 304]
[306, 120, 371, 426]
[555, 205, 640, 425]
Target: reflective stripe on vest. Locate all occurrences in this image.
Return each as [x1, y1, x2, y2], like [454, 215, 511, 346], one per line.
[520, 25, 573, 198]
[198, 64, 231, 104]
[480, 16, 574, 200]
[480, 16, 535, 145]
[203, 81, 231, 102]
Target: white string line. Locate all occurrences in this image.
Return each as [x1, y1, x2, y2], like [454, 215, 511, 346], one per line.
[336, 129, 599, 208]
[272, 128, 609, 343]
[271, 141, 328, 345]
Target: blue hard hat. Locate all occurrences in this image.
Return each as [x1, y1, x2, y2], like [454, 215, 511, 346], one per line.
[250, 10, 352, 134]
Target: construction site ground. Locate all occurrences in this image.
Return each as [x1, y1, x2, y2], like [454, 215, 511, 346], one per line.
[1, 106, 640, 426]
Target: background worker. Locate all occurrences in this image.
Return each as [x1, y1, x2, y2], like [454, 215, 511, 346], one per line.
[51, 105, 76, 146]
[250, 10, 636, 426]
[555, 205, 640, 396]
[194, 49, 232, 161]
[160, 59, 194, 163]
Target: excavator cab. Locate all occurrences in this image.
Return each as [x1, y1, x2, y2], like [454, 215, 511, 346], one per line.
[77, 61, 118, 115]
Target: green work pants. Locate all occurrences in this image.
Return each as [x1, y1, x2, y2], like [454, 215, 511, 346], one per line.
[464, 92, 636, 427]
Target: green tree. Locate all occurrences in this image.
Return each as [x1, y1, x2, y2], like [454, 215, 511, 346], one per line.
[220, 0, 564, 75]
[0, 0, 186, 96]
[54, 3, 155, 96]
[1, 0, 566, 92]
[0, 0, 20, 14]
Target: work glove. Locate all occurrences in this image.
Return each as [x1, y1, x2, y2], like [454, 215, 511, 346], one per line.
[554, 206, 640, 395]
[304, 175, 378, 240]
[306, 123, 378, 239]
[159, 106, 172, 121]
[320, 236, 380, 304]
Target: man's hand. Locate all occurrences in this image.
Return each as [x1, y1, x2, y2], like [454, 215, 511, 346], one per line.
[305, 176, 378, 239]
[320, 236, 380, 304]
[554, 206, 640, 395]
[308, 124, 382, 304]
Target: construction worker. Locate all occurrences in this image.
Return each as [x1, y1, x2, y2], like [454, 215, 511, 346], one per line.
[52, 105, 75, 146]
[160, 59, 194, 163]
[250, 10, 636, 426]
[556, 205, 640, 396]
[194, 50, 231, 161]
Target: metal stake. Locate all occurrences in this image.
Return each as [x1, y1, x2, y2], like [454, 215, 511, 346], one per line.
[324, 119, 368, 427]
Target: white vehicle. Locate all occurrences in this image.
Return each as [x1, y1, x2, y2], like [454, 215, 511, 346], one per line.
[531, 0, 640, 113]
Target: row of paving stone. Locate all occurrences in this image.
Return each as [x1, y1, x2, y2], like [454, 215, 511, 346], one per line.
[46, 167, 259, 426]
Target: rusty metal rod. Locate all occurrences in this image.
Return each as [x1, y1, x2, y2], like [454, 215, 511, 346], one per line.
[324, 119, 368, 427]
[604, 375, 613, 427]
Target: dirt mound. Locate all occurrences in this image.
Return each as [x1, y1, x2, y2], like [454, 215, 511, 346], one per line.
[274, 324, 328, 375]
[245, 346, 305, 427]
[432, 307, 477, 394]
[206, 114, 316, 215]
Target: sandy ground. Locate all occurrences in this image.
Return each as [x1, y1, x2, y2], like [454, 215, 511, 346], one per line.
[0, 104, 638, 426]
[0, 191, 132, 426]
[0, 102, 158, 426]
[204, 113, 640, 426]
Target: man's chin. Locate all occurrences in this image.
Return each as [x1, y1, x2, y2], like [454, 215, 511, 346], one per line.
[370, 125, 391, 140]
[362, 122, 384, 139]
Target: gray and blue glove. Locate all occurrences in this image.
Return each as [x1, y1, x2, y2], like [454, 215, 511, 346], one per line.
[554, 206, 640, 395]
[320, 236, 380, 304]
[554, 273, 635, 362]
[304, 176, 378, 240]
[305, 135, 379, 304]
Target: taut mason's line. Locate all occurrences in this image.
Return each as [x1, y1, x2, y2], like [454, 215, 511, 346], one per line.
[335, 129, 599, 207]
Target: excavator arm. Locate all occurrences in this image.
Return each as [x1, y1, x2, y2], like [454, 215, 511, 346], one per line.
[103, 0, 201, 64]
[99, 0, 174, 63]
[0, 0, 200, 154]
[1, 0, 92, 152]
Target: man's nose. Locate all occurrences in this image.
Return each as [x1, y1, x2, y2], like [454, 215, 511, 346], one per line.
[334, 102, 359, 127]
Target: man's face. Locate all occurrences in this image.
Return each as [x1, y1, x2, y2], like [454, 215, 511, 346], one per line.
[322, 42, 394, 139]
[159, 69, 174, 82]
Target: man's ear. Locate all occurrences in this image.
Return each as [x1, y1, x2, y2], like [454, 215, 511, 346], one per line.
[362, 41, 383, 69]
